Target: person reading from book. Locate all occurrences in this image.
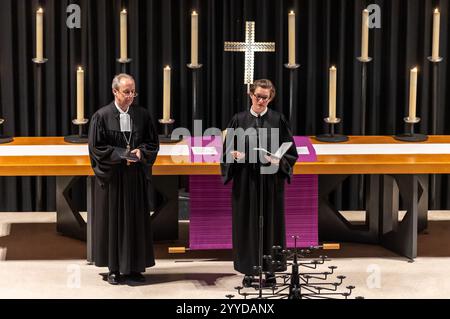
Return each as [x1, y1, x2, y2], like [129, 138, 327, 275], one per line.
[88, 73, 159, 285]
[221, 79, 298, 288]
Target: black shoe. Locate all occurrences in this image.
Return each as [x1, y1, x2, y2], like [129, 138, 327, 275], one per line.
[242, 275, 254, 288]
[126, 272, 146, 283]
[107, 271, 121, 285]
[264, 273, 277, 287]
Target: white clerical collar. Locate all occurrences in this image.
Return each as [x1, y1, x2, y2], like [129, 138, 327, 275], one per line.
[115, 102, 130, 114]
[250, 107, 268, 117]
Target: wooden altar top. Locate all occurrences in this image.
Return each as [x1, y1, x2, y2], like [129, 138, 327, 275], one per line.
[1, 136, 450, 176]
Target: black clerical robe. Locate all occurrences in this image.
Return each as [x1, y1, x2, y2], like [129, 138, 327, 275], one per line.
[221, 108, 298, 275]
[88, 102, 159, 274]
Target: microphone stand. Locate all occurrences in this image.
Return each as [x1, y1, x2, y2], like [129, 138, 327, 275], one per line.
[254, 115, 264, 298]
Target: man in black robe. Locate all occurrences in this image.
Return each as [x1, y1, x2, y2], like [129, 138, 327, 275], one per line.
[88, 73, 159, 285]
[221, 79, 298, 287]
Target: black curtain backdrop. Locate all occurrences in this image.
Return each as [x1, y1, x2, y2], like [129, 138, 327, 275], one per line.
[0, 0, 449, 211]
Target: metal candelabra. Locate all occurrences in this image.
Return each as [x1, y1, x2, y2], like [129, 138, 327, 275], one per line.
[227, 236, 363, 300]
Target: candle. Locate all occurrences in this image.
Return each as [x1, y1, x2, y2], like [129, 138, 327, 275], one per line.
[36, 8, 44, 60]
[408, 67, 418, 120]
[329, 66, 337, 120]
[191, 11, 198, 66]
[361, 9, 369, 60]
[76, 67, 84, 121]
[432, 8, 440, 60]
[163, 66, 171, 121]
[288, 11, 296, 65]
[120, 9, 128, 60]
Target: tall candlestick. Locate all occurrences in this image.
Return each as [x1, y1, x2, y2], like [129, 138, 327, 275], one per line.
[76, 67, 84, 121]
[163, 66, 171, 121]
[409, 67, 418, 119]
[36, 8, 44, 60]
[288, 11, 296, 65]
[191, 11, 198, 66]
[432, 8, 440, 60]
[329, 66, 337, 120]
[120, 9, 128, 60]
[361, 9, 369, 60]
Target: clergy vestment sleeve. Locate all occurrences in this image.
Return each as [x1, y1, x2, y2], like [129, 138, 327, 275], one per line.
[88, 112, 123, 185]
[221, 114, 239, 185]
[277, 114, 298, 183]
[137, 114, 159, 166]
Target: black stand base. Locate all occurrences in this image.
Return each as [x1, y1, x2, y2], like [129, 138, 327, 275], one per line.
[394, 133, 428, 142]
[0, 136, 13, 144]
[315, 134, 349, 143]
[64, 135, 88, 143]
[159, 135, 182, 143]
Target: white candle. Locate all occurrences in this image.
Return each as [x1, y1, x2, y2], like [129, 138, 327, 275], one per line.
[329, 66, 337, 120]
[191, 11, 198, 66]
[288, 11, 296, 65]
[361, 9, 369, 59]
[163, 66, 171, 121]
[76, 67, 84, 121]
[432, 8, 440, 60]
[120, 9, 128, 60]
[409, 67, 418, 120]
[36, 8, 44, 60]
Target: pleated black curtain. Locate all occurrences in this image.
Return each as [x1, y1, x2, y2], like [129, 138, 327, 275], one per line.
[0, 0, 449, 211]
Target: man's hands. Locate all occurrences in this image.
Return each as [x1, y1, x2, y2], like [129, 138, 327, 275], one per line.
[126, 149, 141, 165]
[230, 151, 245, 161]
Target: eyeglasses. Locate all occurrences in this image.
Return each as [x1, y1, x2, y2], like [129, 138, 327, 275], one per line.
[252, 94, 270, 102]
[117, 90, 138, 98]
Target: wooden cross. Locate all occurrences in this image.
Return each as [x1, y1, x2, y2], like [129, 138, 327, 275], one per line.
[224, 21, 276, 85]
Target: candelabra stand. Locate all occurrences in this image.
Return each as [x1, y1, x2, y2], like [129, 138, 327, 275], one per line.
[117, 58, 132, 74]
[315, 117, 348, 143]
[0, 118, 13, 144]
[159, 119, 181, 143]
[187, 63, 203, 135]
[427, 56, 443, 209]
[33, 56, 48, 212]
[227, 237, 363, 300]
[284, 63, 301, 133]
[356, 56, 372, 209]
[394, 117, 428, 142]
[64, 119, 89, 143]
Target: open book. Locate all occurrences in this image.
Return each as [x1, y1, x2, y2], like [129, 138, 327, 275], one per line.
[253, 142, 293, 159]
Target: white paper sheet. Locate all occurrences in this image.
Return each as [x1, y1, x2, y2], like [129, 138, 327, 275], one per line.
[0, 145, 89, 156]
[158, 145, 190, 156]
[296, 146, 310, 155]
[313, 143, 450, 155]
[191, 147, 218, 155]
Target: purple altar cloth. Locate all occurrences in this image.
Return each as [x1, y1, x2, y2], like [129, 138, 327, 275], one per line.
[189, 136, 318, 249]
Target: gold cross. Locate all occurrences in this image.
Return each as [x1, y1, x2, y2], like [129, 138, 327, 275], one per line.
[224, 21, 275, 85]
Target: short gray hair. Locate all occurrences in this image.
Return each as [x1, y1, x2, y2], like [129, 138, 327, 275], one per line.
[112, 73, 135, 90]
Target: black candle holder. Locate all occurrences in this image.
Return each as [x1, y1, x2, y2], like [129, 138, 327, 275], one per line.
[187, 63, 203, 135]
[356, 56, 372, 210]
[0, 118, 13, 144]
[427, 55, 443, 210]
[159, 119, 181, 143]
[394, 117, 428, 142]
[64, 119, 89, 143]
[356, 57, 372, 135]
[316, 117, 348, 143]
[32, 57, 48, 212]
[117, 58, 132, 74]
[284, 63, 301, 133]
[32, 57, 48, 137]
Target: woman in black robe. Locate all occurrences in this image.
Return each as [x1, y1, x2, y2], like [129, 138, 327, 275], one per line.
[88, 74, 159, 285]
[221, 79, 298, 287]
